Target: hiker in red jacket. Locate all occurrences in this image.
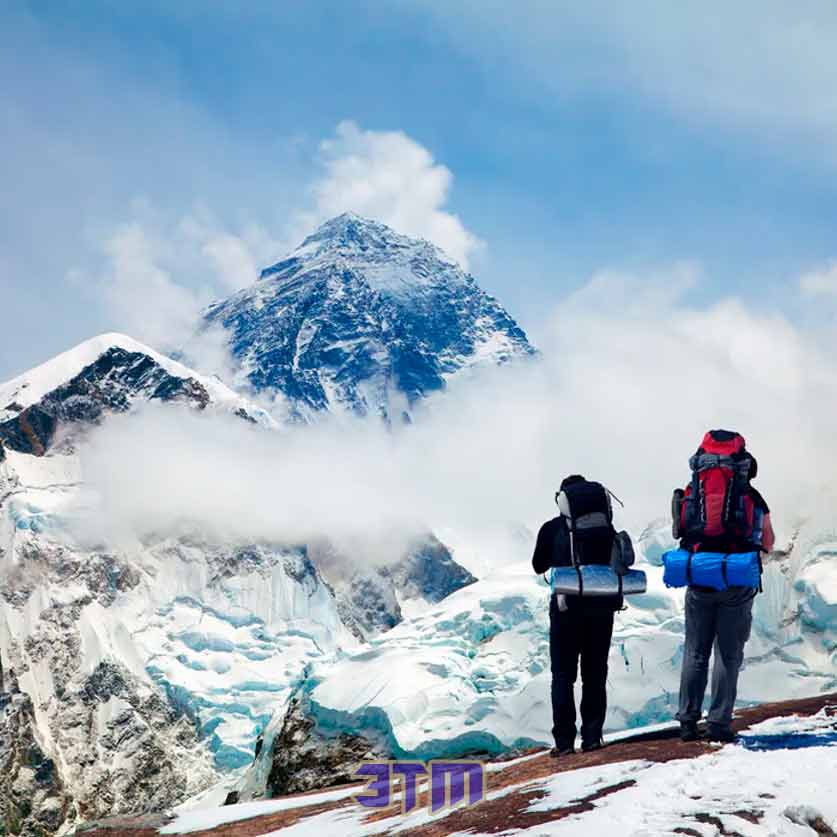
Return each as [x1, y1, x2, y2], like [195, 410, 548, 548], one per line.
[673, 430, 775, 743]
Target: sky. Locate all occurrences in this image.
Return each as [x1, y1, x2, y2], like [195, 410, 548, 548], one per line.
[3, 1, 837, 382]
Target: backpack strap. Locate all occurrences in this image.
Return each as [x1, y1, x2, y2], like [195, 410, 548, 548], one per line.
[758, 552, 764, 594]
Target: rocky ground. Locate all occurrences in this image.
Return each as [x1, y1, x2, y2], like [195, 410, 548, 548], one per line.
[75, 691, 837, 837]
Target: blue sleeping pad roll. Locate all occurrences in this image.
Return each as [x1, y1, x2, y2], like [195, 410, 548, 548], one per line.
[662, 549, 761, 590]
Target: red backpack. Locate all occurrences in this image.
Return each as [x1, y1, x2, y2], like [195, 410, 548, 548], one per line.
[672, 430, 764, 552]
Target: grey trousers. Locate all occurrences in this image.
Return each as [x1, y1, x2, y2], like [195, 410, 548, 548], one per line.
[676, 586, 755, 728]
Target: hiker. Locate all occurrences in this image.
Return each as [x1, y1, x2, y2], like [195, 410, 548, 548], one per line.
[672, 430, 775, 743]
[532, 475, 622, 756]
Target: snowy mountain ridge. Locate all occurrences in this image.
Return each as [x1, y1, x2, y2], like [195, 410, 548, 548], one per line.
[0, 334, 245, 421]
[0, 333, 275, 456]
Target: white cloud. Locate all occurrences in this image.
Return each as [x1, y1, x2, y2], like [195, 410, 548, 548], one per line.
[800, 261, 837, 296]
[297, 120, 481, 269]
[75, 265, 837, 559]
[201, 233, 258, 292]
[69, 205, 284, 378]
[86, 222, 211, 353]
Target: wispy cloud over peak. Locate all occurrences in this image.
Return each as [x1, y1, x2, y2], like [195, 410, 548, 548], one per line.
[293, 120, 481, 269]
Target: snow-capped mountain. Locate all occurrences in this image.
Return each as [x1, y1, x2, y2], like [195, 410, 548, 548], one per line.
[202, 214, 536, 418]
[3, 220, 836, 835]
[0, 333, 274, 455]
[0, 326, 479, 833]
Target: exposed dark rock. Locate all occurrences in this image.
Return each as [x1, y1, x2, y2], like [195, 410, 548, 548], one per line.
[0, 347, 213, 455]
[382, 535, 476, 604]
[265, 691, 388, 797]
[340, 571, 402, 636]
[203, 543, 310, 586]
[1, 543, 216, 835]
[316, 534, 476, 639]
[1, 542, 141, 609]
[0, 691, 73, 836]
[0, 406, 54, 456]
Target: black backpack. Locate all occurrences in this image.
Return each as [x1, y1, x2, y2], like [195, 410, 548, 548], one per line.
[556, 477, 635, 576]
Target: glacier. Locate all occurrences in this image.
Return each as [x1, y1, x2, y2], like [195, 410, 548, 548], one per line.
[237, 517, 837, 801]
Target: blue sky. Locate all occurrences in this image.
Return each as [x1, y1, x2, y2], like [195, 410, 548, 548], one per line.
[3, 1, 837, 380]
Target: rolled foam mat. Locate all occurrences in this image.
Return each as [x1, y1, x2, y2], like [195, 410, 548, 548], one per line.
[550, 565, 647, 597]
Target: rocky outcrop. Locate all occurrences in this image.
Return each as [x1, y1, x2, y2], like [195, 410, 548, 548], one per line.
[336, 570, 402, 637]
[0, 540, 140, 610]
[0, 675, 72, 837]
[0, 528, 218, 834]
[0, 347, 214, 455]
[59, 660, 217, 824]
[315, 534, 476, 639]
[381, 535, 476, 604]
[265, 691, 388, 797]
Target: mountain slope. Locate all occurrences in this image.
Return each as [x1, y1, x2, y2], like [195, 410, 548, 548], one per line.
[203, 214, 536, 418]
[0, 443, 358, 834]
[0, 333, 273, 455]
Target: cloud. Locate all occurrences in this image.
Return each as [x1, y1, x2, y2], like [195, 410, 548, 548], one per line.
[800, 261, 837, 297]
[414, 0, 837, 155]
[66, 120, 482, 380]
[82, 222, 211, 352]
[67, 204, 286, 380]
[297, 120, 481, 268]
[75, 265, 837, 562]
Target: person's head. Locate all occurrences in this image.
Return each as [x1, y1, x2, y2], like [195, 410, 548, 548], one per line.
[560, 474, 586, 491]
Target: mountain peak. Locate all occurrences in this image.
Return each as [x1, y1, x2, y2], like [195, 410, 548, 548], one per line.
[301, 213, 434, 250]
[260, 214, 455, 283]
[208, 214, 535, 417]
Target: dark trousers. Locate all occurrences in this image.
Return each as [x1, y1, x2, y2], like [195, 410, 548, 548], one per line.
[549, 595, 614, 747]
[677, 587, 754, 729]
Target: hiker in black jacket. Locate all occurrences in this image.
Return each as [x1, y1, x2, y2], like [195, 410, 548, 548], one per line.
[532, 475, 621, 756]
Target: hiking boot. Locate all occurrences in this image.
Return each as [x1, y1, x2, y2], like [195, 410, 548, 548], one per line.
[680, 721, 700, 742]
[705, 725, 737, 743]
[550, 741, 575, 757]
[581, 738, 605, 753]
